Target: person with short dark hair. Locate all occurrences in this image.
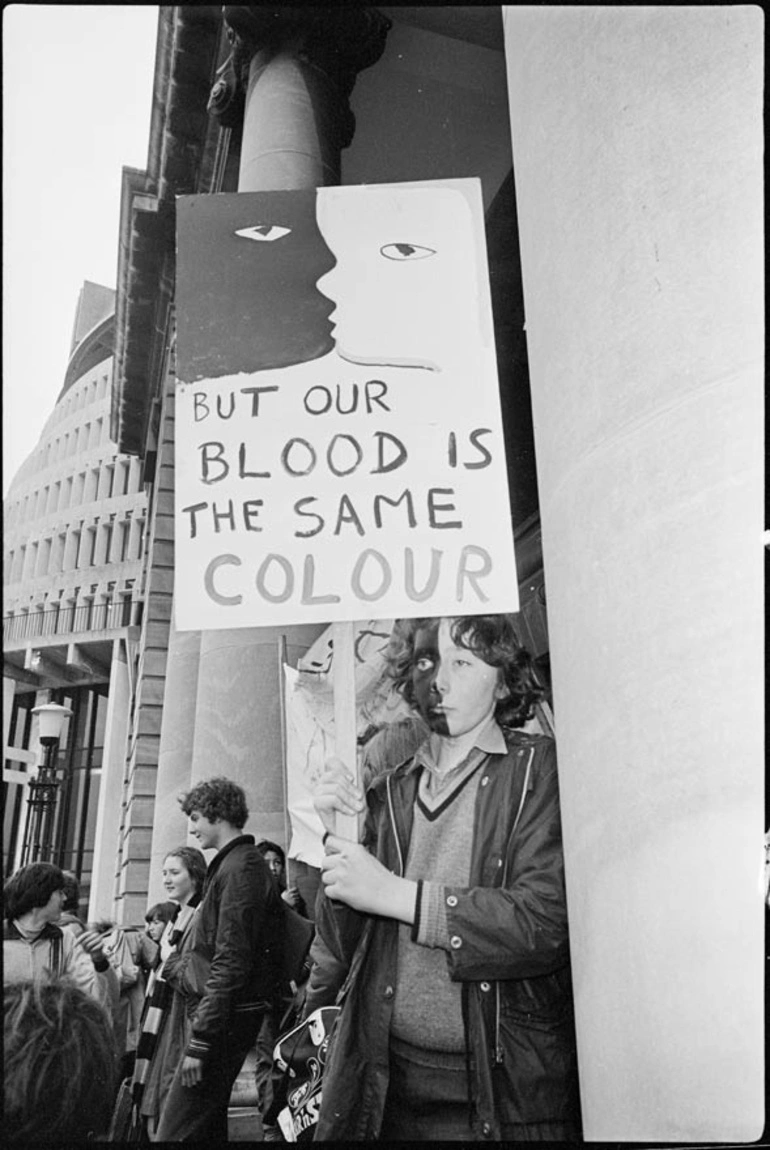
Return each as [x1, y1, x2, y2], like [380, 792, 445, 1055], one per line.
[256, 838, 306, 914]
[155, 778, 285, 1141]
[4, 978, 120, 1143]
[144, 900, 177, 945]
[3, 862, 119, 1014]
[178, 775, 250, 829]
[307, 614, 581, 1140]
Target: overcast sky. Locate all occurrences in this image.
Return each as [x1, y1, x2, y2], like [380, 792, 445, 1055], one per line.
[3, 5, 159, 496]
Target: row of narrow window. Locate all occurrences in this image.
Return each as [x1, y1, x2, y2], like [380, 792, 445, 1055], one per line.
[45, 373, 111, 433]
[5, 515, 145, 586]
[3, 590, 141, 644]
[34, 416, 107, 473]
[5, 457, 139, 531]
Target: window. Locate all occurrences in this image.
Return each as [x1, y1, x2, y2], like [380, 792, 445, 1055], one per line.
[87, 526, 98, 567]
[103, 517, 114, 564]
[55, 532, 67, 574]
[39, 538, 52, 578]
[120, 516, 131, 561]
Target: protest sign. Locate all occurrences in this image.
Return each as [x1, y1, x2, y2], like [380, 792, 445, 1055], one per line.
[282, 620, 413, 867]
[174, 179, 519, 629]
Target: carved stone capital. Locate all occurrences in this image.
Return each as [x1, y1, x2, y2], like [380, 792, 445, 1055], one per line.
[208, 6, 392, 143]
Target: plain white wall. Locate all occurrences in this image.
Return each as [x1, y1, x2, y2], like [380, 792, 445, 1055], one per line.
[504, 6, 764, 1140]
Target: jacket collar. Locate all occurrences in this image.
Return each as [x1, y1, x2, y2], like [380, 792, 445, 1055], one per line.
[412, 716, 507, 775]
[4, 919, 62, 942]
[205, 833, 254, 878]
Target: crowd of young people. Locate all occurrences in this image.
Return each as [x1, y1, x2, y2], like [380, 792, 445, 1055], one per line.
[3, 613, 580, 1143]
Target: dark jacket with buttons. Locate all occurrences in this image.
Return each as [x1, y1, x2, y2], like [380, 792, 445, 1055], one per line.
[163, 834, 284, 1062]
[305, 730, 580, 1140]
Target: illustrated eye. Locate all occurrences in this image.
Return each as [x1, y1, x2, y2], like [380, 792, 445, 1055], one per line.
[380, 243, 436, 261]
[235, 225, 292, 242]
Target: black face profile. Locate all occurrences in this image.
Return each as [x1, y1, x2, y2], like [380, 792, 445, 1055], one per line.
[176, 190, 336, 383]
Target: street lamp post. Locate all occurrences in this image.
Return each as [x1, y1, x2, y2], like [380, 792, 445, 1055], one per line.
[22, 703, 73, 865]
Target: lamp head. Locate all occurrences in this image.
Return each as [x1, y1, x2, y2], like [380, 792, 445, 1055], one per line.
[32, 703, 73, 746]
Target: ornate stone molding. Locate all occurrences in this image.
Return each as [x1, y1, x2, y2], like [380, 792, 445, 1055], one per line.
[208, 6, 391, 142]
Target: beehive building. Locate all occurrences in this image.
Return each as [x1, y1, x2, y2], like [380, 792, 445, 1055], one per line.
[3, 281, 147, 916]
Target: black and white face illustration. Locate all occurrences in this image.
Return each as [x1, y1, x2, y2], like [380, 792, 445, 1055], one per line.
[315, 184, 483, 373]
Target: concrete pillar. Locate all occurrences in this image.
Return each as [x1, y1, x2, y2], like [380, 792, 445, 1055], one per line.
[88, 641, 131, 920]
[147, 629, 201, 904]
[239, 48, 341, 191]
[503, 7, 763, 1142]
[3, 676, 15, 755]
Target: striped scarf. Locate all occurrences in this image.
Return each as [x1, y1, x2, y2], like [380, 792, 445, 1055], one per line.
[130, 898, 199, 1111]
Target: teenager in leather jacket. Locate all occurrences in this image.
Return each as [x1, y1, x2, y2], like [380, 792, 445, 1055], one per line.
[305, 615, 581, 1141]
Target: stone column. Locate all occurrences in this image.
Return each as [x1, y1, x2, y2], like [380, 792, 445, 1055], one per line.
[184, 7, 391, 914]
[147, 628, 201, 904]
[89, 641, 131, 919]
[503, 7, 763, 1142]
[3, 676, 15, 757]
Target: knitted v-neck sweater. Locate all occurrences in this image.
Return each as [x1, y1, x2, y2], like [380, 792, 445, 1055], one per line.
[389, 722, 505, 1052]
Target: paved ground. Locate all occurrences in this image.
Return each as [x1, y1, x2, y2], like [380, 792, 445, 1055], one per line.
[228, 1105, 264, 1141]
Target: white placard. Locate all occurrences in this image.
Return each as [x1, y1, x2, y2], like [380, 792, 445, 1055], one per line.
[175, 180, 518, 628]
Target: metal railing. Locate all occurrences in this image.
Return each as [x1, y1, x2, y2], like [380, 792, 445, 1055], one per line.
[3, 600, 143, 643]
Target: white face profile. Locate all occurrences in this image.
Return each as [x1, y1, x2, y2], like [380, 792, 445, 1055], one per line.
[315, 185, 484, 373]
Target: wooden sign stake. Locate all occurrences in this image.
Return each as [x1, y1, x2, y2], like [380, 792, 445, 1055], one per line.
[332, 620, 360, 841]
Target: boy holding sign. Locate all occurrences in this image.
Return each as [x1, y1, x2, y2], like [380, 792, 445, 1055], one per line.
[307, 614, 581, 1141]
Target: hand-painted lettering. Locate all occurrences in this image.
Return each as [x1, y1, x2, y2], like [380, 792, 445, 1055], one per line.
[428, 488, 462, 529]
[204, 554, 242, 605]
[456, 545, 492, 601]
[200, 442, 228, 484]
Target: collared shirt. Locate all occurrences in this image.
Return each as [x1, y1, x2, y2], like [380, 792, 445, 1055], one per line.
[413, 716, 507, 801]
